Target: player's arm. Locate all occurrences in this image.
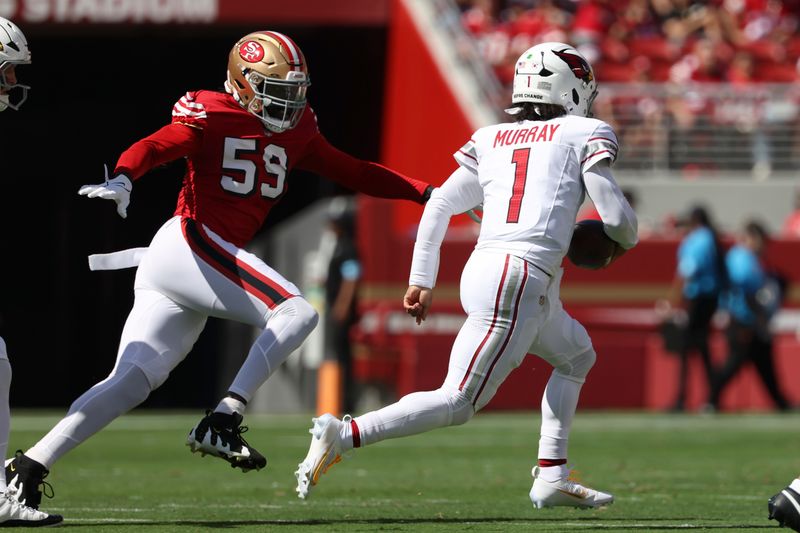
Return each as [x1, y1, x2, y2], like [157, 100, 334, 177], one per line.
[406, 166, 484, 324]
[297, 134, 434, 204]
[113, 123, 202, 180]
[78, 123, 201, 218]
[583, 159, 638, 254]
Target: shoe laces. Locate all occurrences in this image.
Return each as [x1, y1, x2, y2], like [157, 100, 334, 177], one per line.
[39, 473, 55, 500]
[566, 469, 582, 483]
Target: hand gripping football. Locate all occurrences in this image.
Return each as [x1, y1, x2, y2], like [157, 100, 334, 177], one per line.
[567, 219, 619, 270]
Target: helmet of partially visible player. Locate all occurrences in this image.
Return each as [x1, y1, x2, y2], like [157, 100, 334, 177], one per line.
[508, 42, 597, 118]
[0, 17, 31, 112]
[225, 31, 310, 133]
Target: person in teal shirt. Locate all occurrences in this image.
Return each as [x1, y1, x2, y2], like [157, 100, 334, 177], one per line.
[707, 221, 790, 411]
[670, 206, 725, 411]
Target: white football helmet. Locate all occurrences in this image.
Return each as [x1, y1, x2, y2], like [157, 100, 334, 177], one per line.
[0, 17, 30, 112]
[510, 42, 597, 118]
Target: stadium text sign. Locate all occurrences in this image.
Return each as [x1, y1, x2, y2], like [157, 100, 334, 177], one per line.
[0, 0, 217, 23]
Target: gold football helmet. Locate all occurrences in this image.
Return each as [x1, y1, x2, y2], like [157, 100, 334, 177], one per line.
[225, 31, 310, 133]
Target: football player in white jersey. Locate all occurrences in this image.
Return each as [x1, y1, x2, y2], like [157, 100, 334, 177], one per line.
[0, 17, 63, 527]
[296, 42, 638, 508]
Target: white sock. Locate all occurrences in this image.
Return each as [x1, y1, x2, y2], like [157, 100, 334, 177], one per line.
[538, 464, 570, 483]
[227, 298, 317, 401]
[790, 478, 800, 492]
[349, 388, 454, 450]
[26, 364, 151, 468]
[0, 357, 11, 492]
[538, 370, 583, 461]
[339, 416, 353, 450]
[215, 397, 246, 416]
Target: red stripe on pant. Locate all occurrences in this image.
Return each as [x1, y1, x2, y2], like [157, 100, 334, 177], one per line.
[472, 261, 528, 406]
[181, 218, 293, 309]
[458, 254, 511, 391]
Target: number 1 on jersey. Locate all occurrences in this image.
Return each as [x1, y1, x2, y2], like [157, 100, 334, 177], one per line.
[507, 147, 530, 223]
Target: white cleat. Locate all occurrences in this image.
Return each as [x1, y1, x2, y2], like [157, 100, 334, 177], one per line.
[529, 466, 614, 509]
[294, 413, 346, 500]
[0, 491, 63, 527]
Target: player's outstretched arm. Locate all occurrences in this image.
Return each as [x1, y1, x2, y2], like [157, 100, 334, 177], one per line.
[297, 135, 433, 204]
[78, 124, 201, 218]
[78, 164, 133, 218]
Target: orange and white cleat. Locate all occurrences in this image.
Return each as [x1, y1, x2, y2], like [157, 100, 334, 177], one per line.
[294, 413, 347, 499]
[529, 466, 614, 509]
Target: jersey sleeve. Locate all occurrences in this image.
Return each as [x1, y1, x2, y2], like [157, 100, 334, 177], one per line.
[171, 91, 208, 130]
[453, 134, 479, 174]
[580, 121, 619, 173]
[296, 132, 431, 204]
[409, 166, 484, 288]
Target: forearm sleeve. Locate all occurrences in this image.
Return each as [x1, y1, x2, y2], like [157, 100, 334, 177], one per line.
[297, 134, 431, 203]
[409, 166, 484, 288]
[114, 123, 202, 180]
[583, 160, 638, 249]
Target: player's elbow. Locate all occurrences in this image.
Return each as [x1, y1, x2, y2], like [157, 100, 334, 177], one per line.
[602, 215, 638, 250]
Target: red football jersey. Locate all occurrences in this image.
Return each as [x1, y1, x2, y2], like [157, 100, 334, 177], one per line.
[114, 90, 430, 248]
[171, 90, 319, 246]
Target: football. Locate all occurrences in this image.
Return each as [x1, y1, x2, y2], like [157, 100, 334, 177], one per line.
[567, 219, 619, 270]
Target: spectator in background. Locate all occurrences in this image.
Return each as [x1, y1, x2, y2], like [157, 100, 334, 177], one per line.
[706, 220, 791, 411]
[663, 206, 725, 412]
[324, 197, 361, 414]
[781, 188, 800, 238]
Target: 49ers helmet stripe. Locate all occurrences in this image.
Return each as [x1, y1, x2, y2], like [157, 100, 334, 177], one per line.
[262, 31, 303, 70]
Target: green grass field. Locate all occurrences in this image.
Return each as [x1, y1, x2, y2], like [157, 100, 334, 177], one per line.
[6, 411, 799, 531]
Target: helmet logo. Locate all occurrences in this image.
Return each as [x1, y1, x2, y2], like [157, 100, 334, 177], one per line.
[238, 41, 265, 63]
[553, 48, 593, 83]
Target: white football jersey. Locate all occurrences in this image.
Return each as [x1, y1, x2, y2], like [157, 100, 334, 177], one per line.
[408, 115, 637, 288]
[455, 115, 626, 275]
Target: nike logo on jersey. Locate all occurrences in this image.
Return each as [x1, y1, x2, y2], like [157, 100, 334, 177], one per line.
[493, 123, 560, 148]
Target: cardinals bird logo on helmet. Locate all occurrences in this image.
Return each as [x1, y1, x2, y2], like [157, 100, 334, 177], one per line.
[552, 48, 594, 83]
[509, 42, 597, 118]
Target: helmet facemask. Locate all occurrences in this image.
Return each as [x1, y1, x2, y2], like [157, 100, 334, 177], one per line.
[0, 17, 31, 112]
[245, 69, 309, 133]
[225, 31, 311, 133]
[0, 64, 29, 111]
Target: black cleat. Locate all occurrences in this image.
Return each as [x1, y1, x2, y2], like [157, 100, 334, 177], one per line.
[4, 452, 53, 511]
[769, 483, 800, 532]
[186, 410, 267, 472]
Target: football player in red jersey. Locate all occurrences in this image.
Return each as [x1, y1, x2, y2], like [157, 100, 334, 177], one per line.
[0, 17, 64, 528]
[4, 31, 433, 507]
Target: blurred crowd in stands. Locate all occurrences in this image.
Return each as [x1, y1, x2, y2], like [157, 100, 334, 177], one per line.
[455, 0, 800, 178]
[457, 0, 799, 84]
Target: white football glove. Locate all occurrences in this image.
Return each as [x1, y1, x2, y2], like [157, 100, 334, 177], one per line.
[78, 164, 133, 219]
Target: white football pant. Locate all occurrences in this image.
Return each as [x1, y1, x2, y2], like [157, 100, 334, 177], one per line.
[350, 250, 594, 463]
[25, 216, 318, 468]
